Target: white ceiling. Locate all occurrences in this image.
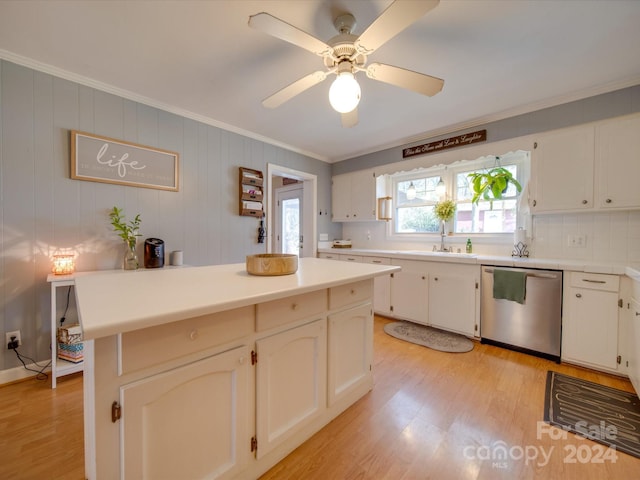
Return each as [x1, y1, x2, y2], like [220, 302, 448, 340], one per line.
[1, 0, 640, 163]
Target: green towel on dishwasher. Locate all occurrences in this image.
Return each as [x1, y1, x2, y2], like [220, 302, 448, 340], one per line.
[493, 269, 527, 304]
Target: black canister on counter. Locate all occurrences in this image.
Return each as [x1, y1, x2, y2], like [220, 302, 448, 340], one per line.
[144, 238, 165, 268]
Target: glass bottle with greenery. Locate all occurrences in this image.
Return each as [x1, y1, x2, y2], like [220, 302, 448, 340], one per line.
[109, 207, 141, 270]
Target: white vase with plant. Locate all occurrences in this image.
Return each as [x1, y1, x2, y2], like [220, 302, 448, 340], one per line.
[109, 206, 142, 270]
[434, 198, 456, 239]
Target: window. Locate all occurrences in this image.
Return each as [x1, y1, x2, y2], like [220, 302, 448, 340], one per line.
[395, 175, 442, 233]
[392, 152, 529, 236]
[454, 164, 519, 233]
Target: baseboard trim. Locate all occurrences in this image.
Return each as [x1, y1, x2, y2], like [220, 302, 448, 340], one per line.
[0, 363, 51, 386]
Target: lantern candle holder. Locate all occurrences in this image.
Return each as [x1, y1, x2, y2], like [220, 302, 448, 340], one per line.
[52, 254, 75, 275]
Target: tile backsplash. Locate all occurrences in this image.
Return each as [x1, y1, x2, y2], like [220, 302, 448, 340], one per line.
[341, 210, 640, 264]
[533, 211, 640, 263]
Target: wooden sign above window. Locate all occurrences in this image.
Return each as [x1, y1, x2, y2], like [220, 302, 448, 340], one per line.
[402, 130, 487, 159]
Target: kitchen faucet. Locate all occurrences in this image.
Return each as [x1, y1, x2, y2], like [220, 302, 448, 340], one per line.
[433, 223, 453, 252]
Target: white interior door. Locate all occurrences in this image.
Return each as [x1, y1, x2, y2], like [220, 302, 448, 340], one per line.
[275, 185, 303, 256]
[266, 164, 317, 258]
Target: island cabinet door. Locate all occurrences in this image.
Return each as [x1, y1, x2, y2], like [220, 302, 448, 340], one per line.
[120, 346, 250, 480]
[328, 303, 373, 407]
[255, 318, 327, 459]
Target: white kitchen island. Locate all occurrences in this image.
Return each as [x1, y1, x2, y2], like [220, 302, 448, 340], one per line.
[74, 258, 399, 480]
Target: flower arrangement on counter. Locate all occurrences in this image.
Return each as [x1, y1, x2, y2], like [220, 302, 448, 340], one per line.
[434, 199, 456, 222]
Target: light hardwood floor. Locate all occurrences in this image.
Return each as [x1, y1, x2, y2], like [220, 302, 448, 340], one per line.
[1, 316, 638, 479]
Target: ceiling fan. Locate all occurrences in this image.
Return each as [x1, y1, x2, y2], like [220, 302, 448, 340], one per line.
[248, 0, 444, 128]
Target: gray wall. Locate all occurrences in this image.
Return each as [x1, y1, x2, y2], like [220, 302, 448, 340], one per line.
[0, 60, 339, 374]
[333, 84, 640, 175]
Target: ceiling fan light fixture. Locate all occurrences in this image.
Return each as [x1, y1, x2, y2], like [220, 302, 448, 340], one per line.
[329, 72, 361, 113]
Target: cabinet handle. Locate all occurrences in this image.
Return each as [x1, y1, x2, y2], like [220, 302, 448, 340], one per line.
[532, 200, 537, 207]
[189, 330, 199, 341]
[372, 260, 381, 264]
[291, 303, 299, 311]
[422, 276, 426, 280]
[606, 198, 612, 203]
[350, 289, 356, 295]
[575, 293, 582, 298]
[582, 200, 588, 205]
[636, 312, 640, 316]
[582, 279, 606, 284]
[434, 277, 438, 281]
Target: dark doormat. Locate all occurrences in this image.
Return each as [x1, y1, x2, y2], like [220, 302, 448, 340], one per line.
[544, 371, 640, 458]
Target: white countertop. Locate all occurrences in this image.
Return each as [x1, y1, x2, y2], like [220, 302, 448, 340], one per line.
[73, 258, 399, 340]
[319, 247, 639, 275]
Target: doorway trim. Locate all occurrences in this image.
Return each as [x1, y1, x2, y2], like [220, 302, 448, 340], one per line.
[266, 164, 317, 258]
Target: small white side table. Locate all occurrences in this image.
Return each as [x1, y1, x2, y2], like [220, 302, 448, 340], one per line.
[47, 273, 83, 388]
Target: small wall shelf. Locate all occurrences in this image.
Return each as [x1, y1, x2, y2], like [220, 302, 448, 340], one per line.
[239, 167, 264, 218]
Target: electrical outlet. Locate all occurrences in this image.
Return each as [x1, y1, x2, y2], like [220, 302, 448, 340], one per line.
[567, 234, 587, 248]
[6, 330, 21, 349]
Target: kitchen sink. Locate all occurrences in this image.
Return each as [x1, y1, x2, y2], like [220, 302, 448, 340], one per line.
[395, 250, 477, 258]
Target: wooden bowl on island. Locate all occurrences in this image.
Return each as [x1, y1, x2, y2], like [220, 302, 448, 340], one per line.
[246, 253, 298, 276]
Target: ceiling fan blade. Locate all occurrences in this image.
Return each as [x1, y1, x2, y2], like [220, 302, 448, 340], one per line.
[366, 63, 444, 97]
[262, 71, 328, 109]
[341, 108, 358, 128]
[249, 12, 333, 57]
[354, 0, 440, 55]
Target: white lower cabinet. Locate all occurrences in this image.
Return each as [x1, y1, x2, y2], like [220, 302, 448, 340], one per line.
[362, 256, 392, 316]
[328, 303, 373, 406]
[562, 272, 621, 372]
[390, 260, 428, 325]
[120, 346, 250, 480]
[388, 259, 479, 336]
[255, 319, 327, 459]
[428, 264, 478, 337]
[628, 298, 640, 394]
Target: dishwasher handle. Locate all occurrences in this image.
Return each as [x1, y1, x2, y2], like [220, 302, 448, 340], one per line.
[483, 268, 559, 280]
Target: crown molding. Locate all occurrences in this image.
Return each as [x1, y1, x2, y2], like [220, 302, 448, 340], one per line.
[332, 75, 640, 163]
[0, 49, 330, 163]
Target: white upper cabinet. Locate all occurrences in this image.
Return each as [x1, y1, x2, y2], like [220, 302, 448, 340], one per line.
[530, 113, 640, 214]
[331, 170, 377, 222]
[530, 124, 595, 213]
[595, 113, 640, 209]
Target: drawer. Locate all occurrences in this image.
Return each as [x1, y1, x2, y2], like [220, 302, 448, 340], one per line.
[362, 256, 391, 266]
[570, 272, 619, 292]
[318, 253, 340, 260]
[329, 279, 373, 310]
[120, 306, 254, 374]
[340, 254, 363, 262]
[256, 289, 327, 332]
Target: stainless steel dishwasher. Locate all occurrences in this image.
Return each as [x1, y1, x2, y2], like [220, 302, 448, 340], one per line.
[480, 266, 563, 361]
